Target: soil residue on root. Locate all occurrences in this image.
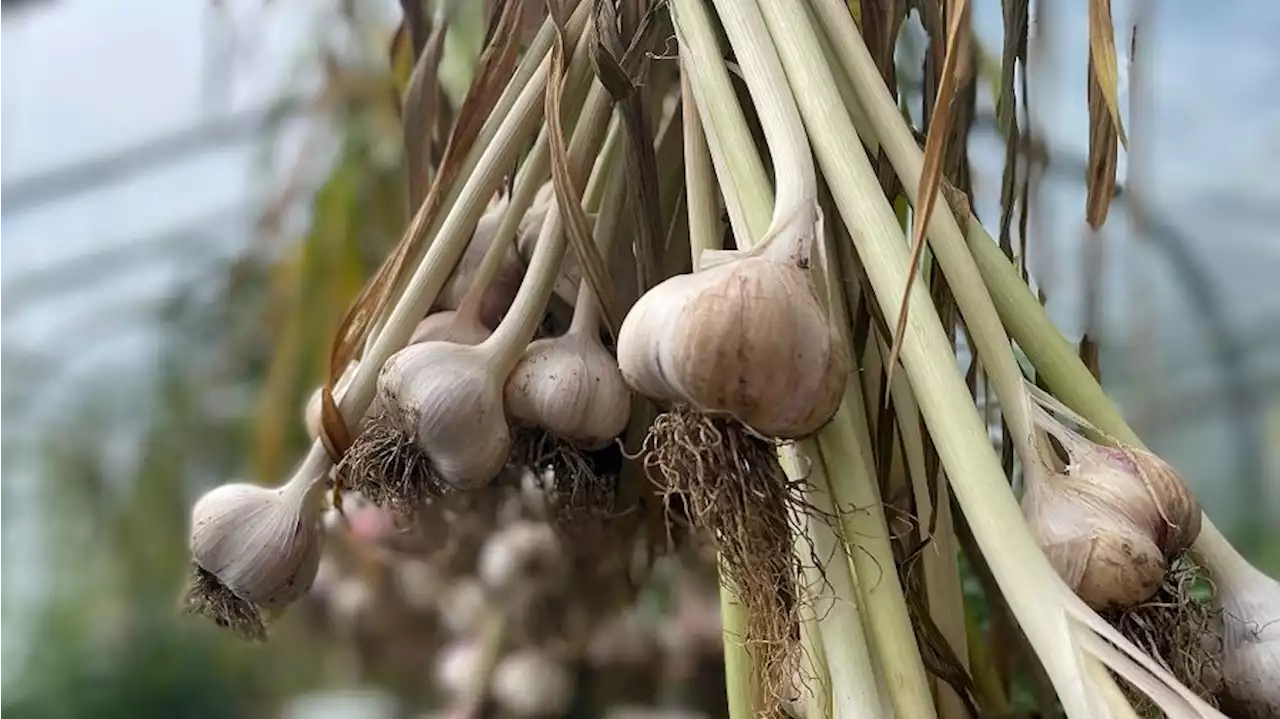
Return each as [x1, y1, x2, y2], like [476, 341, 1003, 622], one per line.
[337, 413, 450, 511]
[181, 565, 266, 641]
[640, 407, 812, 711]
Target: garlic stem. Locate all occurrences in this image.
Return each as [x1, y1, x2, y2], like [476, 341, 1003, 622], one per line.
[707, 0, 816, 261]
[816, 241, 941, 719]
[454, 24, 600, 327]
[565, 165, 625, 337]
[680, 65, 721, 263]
[669, 0, 771, 245]
[805, 0, 1033, 459]
[482, 83, 619, 374]
[763, 0, 1221, 713]
[781, 442, 887, 717]
[368, 1, 588, 348]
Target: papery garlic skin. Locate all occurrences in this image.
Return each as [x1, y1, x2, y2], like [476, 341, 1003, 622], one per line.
[1021, 389, 1203, 610]
[190, 478, 324, 608]
[1022, 474, 1167, 610]
[505, 332, 631, 449]
[1217, 555, 1280, 718]
[410, 310, 492, 346]
[617, 256, 848, 439]
[377, 342, 510, 490]
[491, 649, 574, 717]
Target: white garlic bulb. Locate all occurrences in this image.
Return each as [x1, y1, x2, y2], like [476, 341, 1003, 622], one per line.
[435, 641, 484, 698]
[617, 249, 847, 439]
[435, 202, 531, 329]
[394, 559, 443, 612]
[190, 475, 324, 610]
[438, 577, 489, 636]
[303, 361, 361, 443]
[477, 520, 562, 591]
[491, 648, 574, 717]
[377, 342, 511, 490]
[505, 329, 630, 449]
[1020, 387, 1202, 610]
[1215, 546, 1280, 718]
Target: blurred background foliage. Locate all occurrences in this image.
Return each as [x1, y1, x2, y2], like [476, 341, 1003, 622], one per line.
[2, 1, 1277, 717]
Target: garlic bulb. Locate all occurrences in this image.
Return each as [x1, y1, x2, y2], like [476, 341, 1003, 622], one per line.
[435, 201, 535, 329]
[438, 577, 489, 635]
[435, 641, 484, 698]
[518, 182, 636, 313]
[377, 343, 512, 490]
[477, 519, 562, 590]
[409, 309, 492, 345]
[506, 167, 630, 449]
[1021, 386, 1201, 610]
[617, 234, 848, 438]
[1214, 545, 1280, 717]
[491, 648, 574, 717]
[394, 559, 444, 611]
[303, 361, 361, 442]
[505, 331, 630, 449]
[187, 449, 329, 636]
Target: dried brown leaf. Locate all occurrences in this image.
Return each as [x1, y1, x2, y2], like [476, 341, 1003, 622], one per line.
[1088, 0, 1128, 148]
[591, 0, 665, 298]
[885, 0, 971, 389]
[544, 1, 619, 338]
[403, 7, 450, 208]
[996, 0, 1028, 258]
[1086, 51, 1120, 229]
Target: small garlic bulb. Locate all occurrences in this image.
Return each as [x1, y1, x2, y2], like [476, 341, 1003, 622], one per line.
[394, 559, 444, 612]
[377, 342, 511, 490]
[477, 520, 562, 590]
[435, 203, 532, 329]
[409, 310, 491, 346]
[1021, 386, 1201, 610]
[189, 455, 327, 612]
[438, 577, 489, 635]
[505, 329, 630, 449]
[303, 361, 360, 442]
[491, 648, 574, 717]
[1214, 547, 1280, 717]
[617, 248, 847, 439]
[435, 641, 484, 698]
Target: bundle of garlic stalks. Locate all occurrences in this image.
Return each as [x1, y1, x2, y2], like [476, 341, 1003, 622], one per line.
[182, 0, 1278, 717]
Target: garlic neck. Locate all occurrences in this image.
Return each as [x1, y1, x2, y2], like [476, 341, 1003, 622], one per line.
[482, 204, 570, 375]
[280, 444, 332, 512]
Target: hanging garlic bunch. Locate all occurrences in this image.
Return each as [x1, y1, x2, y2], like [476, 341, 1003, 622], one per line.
[344, 92, 620, 501]
[505, 168, 630, 449]
[617, 204, 847, 439]
[1207, 538, 1280, 717]
[184, 448, 330, 639]
[1019, 383, 1202, 610]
